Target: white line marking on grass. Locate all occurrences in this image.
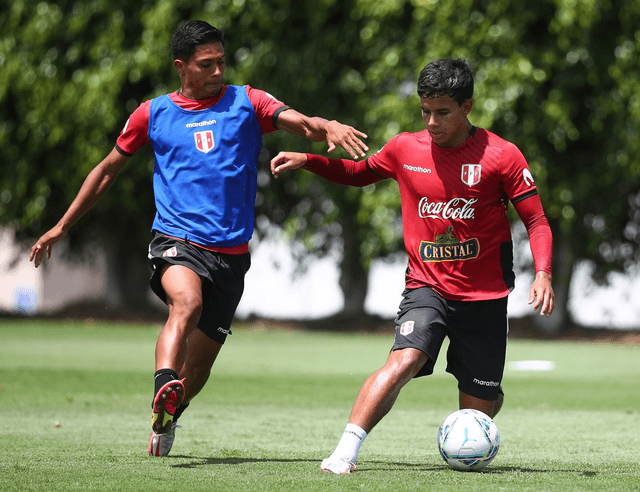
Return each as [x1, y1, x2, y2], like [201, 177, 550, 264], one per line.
[508, 360, 555, 371]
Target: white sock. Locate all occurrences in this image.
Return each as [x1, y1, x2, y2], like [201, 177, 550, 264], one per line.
[331, 423, 368, 463]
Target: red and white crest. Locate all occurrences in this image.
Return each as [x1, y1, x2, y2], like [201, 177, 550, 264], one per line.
[400, 320, 414, 336]
[461, 164, 482, 187]
[162, 246, 178, 258]
[194, 130, 215, 153]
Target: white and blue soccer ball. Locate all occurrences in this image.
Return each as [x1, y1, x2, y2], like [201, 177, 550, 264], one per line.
[437, 409, 500, 471]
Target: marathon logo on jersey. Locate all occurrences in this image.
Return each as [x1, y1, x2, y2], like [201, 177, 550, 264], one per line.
[419, 226, 479, 262]
[194, 130, 215, 153]
[399, 320, 414, 336]
[461, 164, 482, 187]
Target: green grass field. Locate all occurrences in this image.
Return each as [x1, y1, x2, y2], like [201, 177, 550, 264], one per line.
[1, 319, 638, 491]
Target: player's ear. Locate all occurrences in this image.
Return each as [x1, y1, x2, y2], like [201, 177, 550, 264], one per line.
[461, 99, 473, 115]
[174, 58, 185, 76]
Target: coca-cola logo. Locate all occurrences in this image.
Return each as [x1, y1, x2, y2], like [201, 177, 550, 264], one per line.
[418, 197, 477, 220]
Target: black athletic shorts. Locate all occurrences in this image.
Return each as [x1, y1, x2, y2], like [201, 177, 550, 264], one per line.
[392, 286, 508, 401]
[148, 232, 251, 345]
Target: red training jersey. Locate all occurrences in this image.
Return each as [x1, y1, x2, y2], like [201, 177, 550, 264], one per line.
[367, 127, 539, 301]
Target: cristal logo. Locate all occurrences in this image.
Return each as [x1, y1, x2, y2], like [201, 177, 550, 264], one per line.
[418, 197, 477, 220]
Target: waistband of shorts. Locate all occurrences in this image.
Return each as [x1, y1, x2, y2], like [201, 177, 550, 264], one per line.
[163, 234, 249, 255]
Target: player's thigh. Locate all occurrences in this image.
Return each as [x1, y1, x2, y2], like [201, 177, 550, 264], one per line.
[160, 264, 204, 315]
[194, 251, 250, 343]
[447, 297, 508, 401]
[392, 287, 449, 378]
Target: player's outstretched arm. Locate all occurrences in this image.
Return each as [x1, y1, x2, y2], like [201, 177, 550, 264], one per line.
[271, 152, 382, 188]
[275, 109, 368, 159]
[29, 148, 129, 268]
[270, 152, 308, 179]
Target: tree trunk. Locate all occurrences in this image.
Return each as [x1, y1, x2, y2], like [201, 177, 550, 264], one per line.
[101, 223, 158, 313]
[338, 219, 369, 317]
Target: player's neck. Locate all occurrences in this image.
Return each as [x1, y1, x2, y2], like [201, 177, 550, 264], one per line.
[176, 87, 224, 100]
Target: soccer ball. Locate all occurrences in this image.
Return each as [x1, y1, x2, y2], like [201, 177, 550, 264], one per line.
[437, 409, 500, 471]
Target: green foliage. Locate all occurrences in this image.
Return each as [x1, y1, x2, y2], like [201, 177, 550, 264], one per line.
[1, 0, 639, 312]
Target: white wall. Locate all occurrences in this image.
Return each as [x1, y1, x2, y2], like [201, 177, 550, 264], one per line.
[2, 227, 639, 328]
[0, 228, 106, 314]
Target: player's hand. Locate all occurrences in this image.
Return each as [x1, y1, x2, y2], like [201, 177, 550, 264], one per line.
[528, 271, 554, 316]
[29, 225, 67, 268]
[324, 120, 368, 159]
[270, 152, 308, 179]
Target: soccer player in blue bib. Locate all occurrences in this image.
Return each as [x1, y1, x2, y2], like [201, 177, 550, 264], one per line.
[29, 20, 369, 457]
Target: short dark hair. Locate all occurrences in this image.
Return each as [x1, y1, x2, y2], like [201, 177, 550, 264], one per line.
[417, 59, 474, 105]
[170, 20, 225, 61]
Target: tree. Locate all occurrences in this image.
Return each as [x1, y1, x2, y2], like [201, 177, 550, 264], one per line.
[258, 0, 640, 328]
[1, 0, 181, 308]
[2, 0, 638, 327]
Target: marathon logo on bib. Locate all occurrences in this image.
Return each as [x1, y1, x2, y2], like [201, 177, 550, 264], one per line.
[194, 130, 215, 153]
[461, 164, 481, 187]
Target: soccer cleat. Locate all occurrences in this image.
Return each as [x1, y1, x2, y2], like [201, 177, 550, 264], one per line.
[151, 379, 185, 434]
[320, 456, 356, 474]
[149, 423, 181, 457]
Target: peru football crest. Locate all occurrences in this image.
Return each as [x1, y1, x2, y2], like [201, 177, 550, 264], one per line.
[194, 130, 215, 153]
[461, 164, 481, 187]
[400, 321, 414, 336]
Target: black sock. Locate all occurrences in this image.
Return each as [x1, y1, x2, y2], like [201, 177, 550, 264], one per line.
[153, 369, 180, 404]
[173, 402, 189, 423]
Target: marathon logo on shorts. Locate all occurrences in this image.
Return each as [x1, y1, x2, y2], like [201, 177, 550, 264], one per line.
[473, 378, 500, 387]
[400, 321, 414, 336]
[194, 130, 215, 153]
[162, 246, 178, 258]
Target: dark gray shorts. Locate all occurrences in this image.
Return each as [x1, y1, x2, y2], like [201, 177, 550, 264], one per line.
[148, 232, 251, 344]
[392, 287, 508, 400]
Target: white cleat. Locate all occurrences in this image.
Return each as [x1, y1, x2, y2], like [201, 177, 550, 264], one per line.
[320, 456, 356, 474]
[149, 423, 181, 457]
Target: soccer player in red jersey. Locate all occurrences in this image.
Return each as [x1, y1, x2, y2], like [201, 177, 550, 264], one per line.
[29, 20, 368, 457]
[271, 58, 555, 474]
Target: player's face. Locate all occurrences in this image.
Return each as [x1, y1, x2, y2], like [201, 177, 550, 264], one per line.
[175, 42, 226, 99]
[420, 95, 473, 148]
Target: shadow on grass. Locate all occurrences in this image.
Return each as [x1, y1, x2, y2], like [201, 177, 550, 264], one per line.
[170, 457, 318, 468]
[491, 467, 597, 477]
[365, 461, 598, 476]
[171, 457, 597, 478]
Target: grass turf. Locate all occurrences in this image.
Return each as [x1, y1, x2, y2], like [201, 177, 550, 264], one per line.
[0, 319, 639, 491]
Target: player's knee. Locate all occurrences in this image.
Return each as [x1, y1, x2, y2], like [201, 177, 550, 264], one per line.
[492, 392, 504, 418]
[169, 292, 203, 322]
[386, 348, 427, 383]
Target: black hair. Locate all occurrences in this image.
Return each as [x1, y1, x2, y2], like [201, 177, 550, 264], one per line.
[170, 20, 225, 61]
[417, 58, 474, 105]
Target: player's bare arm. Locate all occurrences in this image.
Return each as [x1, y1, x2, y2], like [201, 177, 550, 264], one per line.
[270, 151, 308, 178]
[275, 109, 368, 159]
[29, 147, 129, 268]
